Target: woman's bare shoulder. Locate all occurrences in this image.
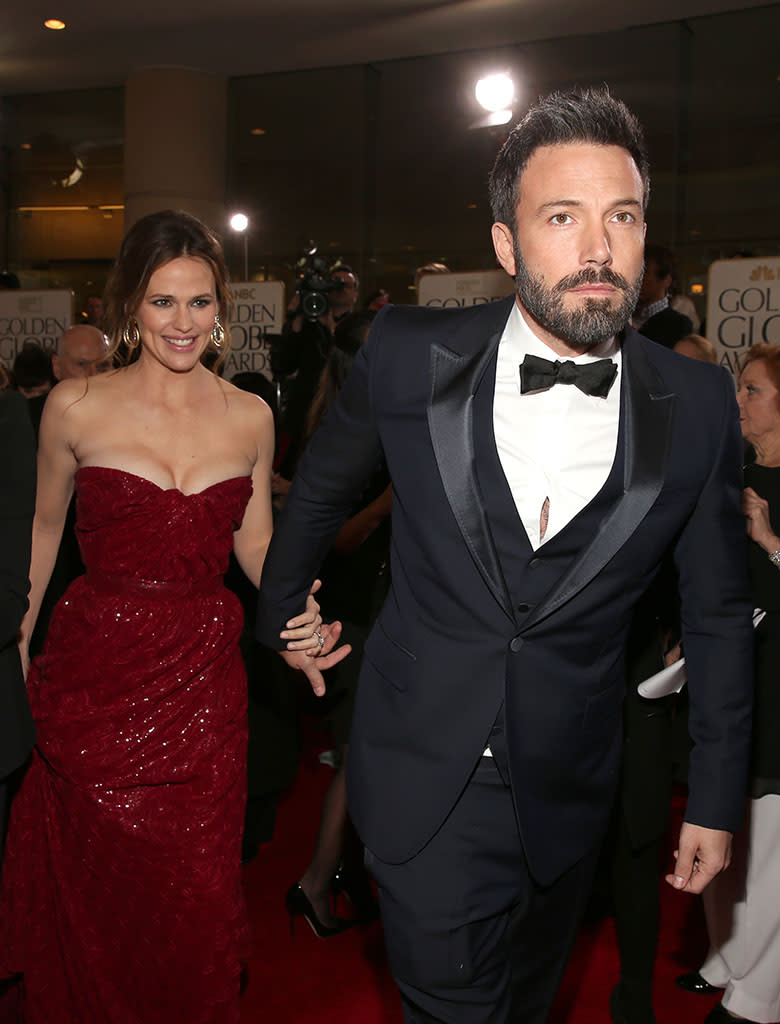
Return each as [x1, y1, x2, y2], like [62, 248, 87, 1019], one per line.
[217, 376, 274, 426]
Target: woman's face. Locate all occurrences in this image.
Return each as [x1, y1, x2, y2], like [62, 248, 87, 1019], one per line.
[134, 256, 217, 371]
[737, 359, 780, 447]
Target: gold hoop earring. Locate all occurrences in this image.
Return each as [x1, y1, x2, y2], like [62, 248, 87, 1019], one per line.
[122, 318, 140, 350]
[210, 315, 225, 350]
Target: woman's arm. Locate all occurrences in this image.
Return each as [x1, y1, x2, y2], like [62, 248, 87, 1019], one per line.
[18, 383, 80, 669]
[231, 394, 322, 649]
[332, 484, 392, 555]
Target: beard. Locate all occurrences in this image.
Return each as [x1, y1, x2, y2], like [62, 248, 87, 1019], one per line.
[513, 239, 643, 350]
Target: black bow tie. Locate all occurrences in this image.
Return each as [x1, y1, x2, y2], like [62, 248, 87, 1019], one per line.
[519, 353, 617, 398]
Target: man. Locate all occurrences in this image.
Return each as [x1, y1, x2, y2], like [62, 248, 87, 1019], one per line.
[51, 324, 112, 381]
[257, 88, 753, 1023]
[634, 243, 693, 347]
[273, 264, 359, 475]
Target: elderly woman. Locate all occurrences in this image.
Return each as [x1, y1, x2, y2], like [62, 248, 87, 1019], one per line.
[677, 343, 780, 1024]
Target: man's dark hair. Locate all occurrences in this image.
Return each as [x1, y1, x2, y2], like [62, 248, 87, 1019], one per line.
[488, 87, 650, 232]
[644, 243, 675, 281]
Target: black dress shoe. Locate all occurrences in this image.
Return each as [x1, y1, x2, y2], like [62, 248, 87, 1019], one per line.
[675, 970, 721, 995]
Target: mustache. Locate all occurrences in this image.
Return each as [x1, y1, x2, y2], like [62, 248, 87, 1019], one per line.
[554, 267, 632, 294]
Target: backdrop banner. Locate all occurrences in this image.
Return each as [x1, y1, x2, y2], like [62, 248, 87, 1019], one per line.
[707, 257, 780, 379]
[0, 290, 74, 363]
[417, 268, 515, 308]
[223, 281, 286, 380]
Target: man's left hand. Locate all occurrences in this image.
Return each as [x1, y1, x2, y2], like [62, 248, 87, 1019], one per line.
[665, 822, 732, 894]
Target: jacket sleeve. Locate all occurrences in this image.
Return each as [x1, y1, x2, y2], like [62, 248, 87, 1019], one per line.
[256, 308, 387, 649]
[673, 368, 754, 833]
[0, 390, 36, 649]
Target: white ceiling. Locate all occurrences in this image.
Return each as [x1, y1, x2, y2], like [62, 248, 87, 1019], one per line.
[0, 0, 766, 96]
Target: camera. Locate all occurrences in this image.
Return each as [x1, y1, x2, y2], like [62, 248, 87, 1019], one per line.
[294, 244, 346, 320]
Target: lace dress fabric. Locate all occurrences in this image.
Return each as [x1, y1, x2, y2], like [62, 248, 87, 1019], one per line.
[1, 467, 253, 1023]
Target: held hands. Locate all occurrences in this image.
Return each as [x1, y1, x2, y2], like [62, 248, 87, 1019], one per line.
[665, 822, 732, 894]
[277, 580, 352, 697]
[743, 487, 780, 553]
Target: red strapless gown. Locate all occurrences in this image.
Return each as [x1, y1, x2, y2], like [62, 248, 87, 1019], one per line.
[1, 467, 253, 1024]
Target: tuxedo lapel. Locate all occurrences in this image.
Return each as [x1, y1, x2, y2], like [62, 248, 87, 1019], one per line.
[523, 330, 676, 630]
[428, 297, 515, 623]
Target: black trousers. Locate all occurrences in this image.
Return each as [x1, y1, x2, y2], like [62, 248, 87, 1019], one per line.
[366, 738, 600, 1023]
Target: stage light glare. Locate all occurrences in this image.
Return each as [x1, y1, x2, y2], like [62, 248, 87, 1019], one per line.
[44, 18, 66, 29]
[475, 73, 514, 113]
[230, 213, 249, 232]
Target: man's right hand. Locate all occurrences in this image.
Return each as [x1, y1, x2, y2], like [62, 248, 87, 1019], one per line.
[279, 620, 351, 696]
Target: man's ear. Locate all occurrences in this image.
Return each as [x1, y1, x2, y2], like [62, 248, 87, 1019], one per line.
[51, 353, 62, 381]
[491, 222, 516, 278]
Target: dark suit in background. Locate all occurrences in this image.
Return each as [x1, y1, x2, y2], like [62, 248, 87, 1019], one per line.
[638, 305, 693, 349]
[0, 389, 36, 855]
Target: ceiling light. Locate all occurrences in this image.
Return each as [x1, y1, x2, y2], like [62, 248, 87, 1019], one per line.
[229, 213, 248, 232]
[250, 128, 265, 136]
[21, 143, 31, 150]
[44, 18, 66, 30]
[475, 73, 514, 113]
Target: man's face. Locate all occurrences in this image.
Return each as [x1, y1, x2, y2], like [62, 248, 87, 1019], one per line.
[85, 295, 104, 325]
[329, 270, 358, 316]
[53, 326, 111, 380]
[637, 257, 671, 306]
[491, 143, 646, 355]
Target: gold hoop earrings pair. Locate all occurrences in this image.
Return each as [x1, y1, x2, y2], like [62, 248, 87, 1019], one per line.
[210, 315, 225, 350]
[122, 318, 141, 350]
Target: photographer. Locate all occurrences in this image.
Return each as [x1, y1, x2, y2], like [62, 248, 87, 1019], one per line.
[273, 261, 359, 478]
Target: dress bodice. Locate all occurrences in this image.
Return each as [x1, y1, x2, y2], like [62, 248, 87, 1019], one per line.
[75, 466, 253, 586]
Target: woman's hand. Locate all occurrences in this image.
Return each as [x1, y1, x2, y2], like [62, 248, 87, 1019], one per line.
[279, 580, 323, 652]
[743, 487, 780, 553]
[19, 640, 30, 681]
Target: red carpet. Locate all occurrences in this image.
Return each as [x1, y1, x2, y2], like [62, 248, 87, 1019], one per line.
[241, 741, 723, 1023]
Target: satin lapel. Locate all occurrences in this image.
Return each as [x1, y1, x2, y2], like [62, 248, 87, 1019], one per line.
[428, 299, 515, 623]
[523, 331, 676, 630]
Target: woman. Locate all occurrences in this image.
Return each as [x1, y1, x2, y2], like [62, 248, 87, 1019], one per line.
[676, 344, 780, 1024]
[0, 366, 36, 857]
[0, 210, 339, 1023]
[285, 311, 388, 935]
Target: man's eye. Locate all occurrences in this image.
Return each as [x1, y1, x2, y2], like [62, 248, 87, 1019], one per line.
[613, 211, 635, 223]
[551, 213, 572, 225]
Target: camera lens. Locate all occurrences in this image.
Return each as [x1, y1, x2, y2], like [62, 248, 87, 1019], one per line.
[301, 290, 329, 319]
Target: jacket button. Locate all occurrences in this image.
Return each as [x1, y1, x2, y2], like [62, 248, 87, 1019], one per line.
[517, 602, 531, 613]
[528, 558, 541, 569]
[510, 637, 523, 653]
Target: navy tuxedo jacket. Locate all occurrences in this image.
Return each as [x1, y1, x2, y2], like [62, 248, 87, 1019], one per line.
[257, 296, 753, 885]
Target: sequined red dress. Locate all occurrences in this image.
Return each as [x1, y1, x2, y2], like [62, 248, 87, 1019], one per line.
[1, 467, 253, 1024]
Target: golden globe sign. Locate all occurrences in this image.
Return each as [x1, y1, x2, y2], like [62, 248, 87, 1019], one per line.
[417, 269, 515, 308]
[707, 258, 780, 378]
[224, 281, 285, 379]
[0, 290, 73, 362]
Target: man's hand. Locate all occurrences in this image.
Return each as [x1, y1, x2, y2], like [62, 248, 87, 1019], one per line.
[665, 822, 732, 894]
[279, 620, 352, 697]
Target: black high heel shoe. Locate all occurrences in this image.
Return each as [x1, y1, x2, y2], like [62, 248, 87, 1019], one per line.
[331, 864, 380, 924]
[285, 882, 354, 939]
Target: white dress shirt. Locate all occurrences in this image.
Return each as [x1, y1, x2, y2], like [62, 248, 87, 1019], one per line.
[492, 302, 622, 551]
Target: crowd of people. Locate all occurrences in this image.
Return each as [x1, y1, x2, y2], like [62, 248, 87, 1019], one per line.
[0, 85, 777, 1024]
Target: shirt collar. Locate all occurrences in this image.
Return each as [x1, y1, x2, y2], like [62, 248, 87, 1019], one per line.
[635, 295, 669, 327]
